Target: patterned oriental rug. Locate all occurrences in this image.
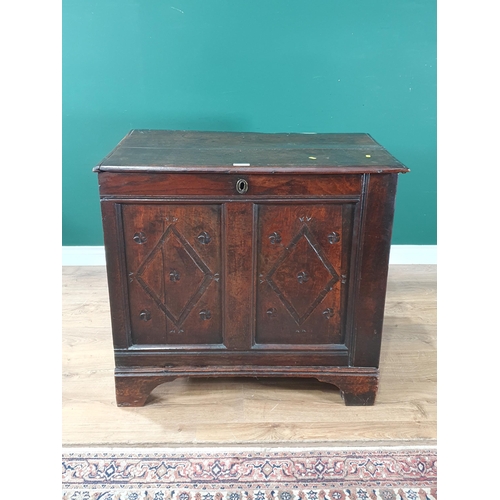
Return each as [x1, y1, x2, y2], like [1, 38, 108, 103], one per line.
[62, 447, 437, 500]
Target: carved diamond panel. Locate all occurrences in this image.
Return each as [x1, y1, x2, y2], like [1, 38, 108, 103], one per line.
[136, 224, 214, 328]
[266, 224, 339, 325]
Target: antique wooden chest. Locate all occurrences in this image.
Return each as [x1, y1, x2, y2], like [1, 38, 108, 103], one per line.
[94, 130, 408, 406]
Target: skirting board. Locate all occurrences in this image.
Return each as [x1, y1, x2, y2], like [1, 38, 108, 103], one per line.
[62, 245, 437, 266]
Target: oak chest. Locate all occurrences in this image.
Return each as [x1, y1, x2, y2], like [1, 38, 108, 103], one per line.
[94, 130, 408, 406]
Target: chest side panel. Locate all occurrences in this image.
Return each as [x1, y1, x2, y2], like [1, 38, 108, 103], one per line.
[254, 202, 355, 346]
[121, 203, 222, 345]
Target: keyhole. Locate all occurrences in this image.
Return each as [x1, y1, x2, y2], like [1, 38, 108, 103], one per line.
[236, 179, 248, 194]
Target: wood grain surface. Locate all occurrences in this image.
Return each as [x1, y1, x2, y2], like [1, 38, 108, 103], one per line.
[95, 130, 409, 174]
[62, 264, 436, 447]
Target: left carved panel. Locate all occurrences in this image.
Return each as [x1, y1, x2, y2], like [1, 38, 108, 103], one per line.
[122, 204, 222, 345]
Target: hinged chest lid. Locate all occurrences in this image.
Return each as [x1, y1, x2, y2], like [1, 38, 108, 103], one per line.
[94, 130, 408, 175]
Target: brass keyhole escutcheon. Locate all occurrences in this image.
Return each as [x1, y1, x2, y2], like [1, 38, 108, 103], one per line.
[236, 178, 249, 194]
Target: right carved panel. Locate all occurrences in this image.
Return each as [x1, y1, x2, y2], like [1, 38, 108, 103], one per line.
[255, 203, 355, 345]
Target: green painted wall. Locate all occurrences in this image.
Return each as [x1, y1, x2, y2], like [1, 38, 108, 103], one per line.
[63, 0, 436, 246]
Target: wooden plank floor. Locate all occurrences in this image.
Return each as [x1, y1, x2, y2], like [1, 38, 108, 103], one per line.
[62, 265, 436, 447]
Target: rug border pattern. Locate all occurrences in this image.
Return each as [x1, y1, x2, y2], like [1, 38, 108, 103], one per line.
[62, 448, 437, 492]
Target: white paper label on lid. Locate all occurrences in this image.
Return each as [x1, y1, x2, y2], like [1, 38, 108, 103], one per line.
[233, 163, 250, 166]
